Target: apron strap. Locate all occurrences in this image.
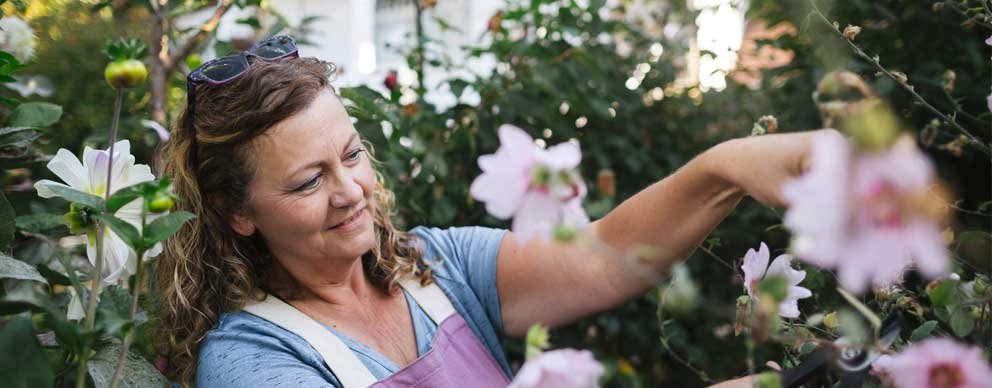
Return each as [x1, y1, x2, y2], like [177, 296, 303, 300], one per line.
[241, 278, 456, 387]
[398, 278, 456, 324]
[242, 295, 378, 388]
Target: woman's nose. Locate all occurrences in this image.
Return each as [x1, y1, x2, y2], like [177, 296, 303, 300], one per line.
[328, 171, 364, 209]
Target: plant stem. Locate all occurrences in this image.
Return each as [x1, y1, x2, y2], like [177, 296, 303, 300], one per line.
[810, 0, 991, 157]
[75, 227, 105, 388]
[413, 1, 427, 102]
[108, 199, 148, 388]
[75, 87, 125, 388]
[107, 251, 144, 388]
[105, 88, 124, 198]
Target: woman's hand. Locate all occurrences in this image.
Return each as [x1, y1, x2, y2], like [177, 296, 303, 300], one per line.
[704, 130, 827, 207]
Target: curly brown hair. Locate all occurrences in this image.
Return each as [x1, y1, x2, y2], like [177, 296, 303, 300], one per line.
[154, 57, 432, 387]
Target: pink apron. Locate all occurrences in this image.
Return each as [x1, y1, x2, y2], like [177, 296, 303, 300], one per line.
[243, 278, 512, 387]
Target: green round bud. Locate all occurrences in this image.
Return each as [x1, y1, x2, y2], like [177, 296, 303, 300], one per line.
[148, 195, 174, 213]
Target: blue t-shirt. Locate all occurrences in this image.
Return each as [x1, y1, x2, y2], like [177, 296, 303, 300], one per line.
[196, 226, 510, 387]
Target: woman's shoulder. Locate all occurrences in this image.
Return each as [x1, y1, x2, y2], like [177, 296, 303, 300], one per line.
[196, 311, 341, 388]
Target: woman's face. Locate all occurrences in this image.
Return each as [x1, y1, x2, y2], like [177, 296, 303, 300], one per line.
[231, 89, 377, 268]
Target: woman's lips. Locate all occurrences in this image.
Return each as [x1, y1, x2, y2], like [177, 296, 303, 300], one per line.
[329, 207, 366, 232]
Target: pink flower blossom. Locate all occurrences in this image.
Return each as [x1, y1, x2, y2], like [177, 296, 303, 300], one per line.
[508, 348, 605, 388]
[470, 124, 589, 242]
[741, 242, 812, 318]
[872, 338, 992, 388]
[782, 132, 949, 294]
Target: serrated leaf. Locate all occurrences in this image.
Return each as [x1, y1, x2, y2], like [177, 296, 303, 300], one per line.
[88, 342, 167, 388]
[0, 254, 47, 284]
[93, 214, 141, 251]
[143, 211, 194, 246]
[14, 213, 64, 233]
[6, 102, 62, 127]
[43, 185, 105, 210]
[909, 320, 938, 341]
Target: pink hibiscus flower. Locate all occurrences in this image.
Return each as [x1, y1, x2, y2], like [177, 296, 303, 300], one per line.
[470, 124, 589, 242]
[741, 242, 812, 318]
[872, 338, 992, 388]
[781, 131, 949, 294]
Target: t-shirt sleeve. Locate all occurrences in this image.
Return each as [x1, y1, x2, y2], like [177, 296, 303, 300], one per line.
[196, 315, 341, 388]
[411, 226, 507, 336]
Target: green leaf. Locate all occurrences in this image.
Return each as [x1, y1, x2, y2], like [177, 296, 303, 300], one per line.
[0, 254, 47, 284]
[0, 192, 13, 250]
[949, 307, 975, 337]
[6, 102, 62, 127]
[14, 213, 64, 233]
[98, 285, 134, 337]
[430, 197, 456, 225]
[43, 185, 105, 209]
[927, 279, 957, 307]
[88, 342, 167, 388]
[0, 315, 55, 388]
[909, 320, 938, 341]
[143, 211, 195, 246]
[34, 263, 70, 286]
[105, 185, 145, 213]
[93, 213, 141, 251]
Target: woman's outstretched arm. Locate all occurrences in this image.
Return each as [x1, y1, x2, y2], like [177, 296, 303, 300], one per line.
[496, 130, 822, 337]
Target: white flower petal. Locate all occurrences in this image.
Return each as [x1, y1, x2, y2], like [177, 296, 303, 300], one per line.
[46, 148, 89, 191]
[33, 180, 72, 199]
[470, 170, 529, 219]
[539, 142, 581, 170]
[511, 192, 559, 243]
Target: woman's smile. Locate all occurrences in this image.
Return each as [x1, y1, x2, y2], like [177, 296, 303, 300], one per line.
[328, 205, 368, 233]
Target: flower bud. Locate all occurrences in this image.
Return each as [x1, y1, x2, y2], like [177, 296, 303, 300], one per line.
[104, 59, 148, 89]
[942, 70, 956, 93]
[842, 25, 861, 40]
[148, 195, 174, 213]
[383, 70, 399, 91]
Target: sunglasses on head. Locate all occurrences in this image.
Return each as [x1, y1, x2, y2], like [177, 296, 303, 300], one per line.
[185, 35, 300, 164]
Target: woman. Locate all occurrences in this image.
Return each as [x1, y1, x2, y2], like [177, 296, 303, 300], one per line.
[156, 36, 818, 387]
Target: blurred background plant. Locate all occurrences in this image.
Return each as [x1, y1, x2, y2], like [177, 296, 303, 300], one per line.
[1, 0, 989, 386]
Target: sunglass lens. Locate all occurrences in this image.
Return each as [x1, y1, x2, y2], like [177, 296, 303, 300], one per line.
[199, 56, 248, 82]
[252, 36, 297, 59]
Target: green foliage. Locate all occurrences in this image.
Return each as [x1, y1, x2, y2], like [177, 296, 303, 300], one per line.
[103, 38, 147, 62]
[7, 101, 62, 127]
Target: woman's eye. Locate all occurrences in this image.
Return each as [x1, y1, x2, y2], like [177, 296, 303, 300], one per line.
[346, 148, 365, 161]
[296, 175, 322, 191]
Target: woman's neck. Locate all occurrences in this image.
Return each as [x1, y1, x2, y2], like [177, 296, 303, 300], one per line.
[267, 256, 386, 307]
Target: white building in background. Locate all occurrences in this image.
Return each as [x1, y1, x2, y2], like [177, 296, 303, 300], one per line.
[186, 0, 501, 107]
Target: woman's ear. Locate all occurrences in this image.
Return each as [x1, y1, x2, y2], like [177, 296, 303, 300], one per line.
[230, 213, 256, 237]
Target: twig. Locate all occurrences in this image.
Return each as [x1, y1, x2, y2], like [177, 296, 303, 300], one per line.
[164, 0, 233, 73]
[810, 1, 991, 157]
[656, 285, 714, 384]
[697, 244, 738, 273]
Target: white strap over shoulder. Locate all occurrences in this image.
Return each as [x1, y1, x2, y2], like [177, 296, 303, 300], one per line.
[242, 295, 377, 388]
[398, 277, 456, 324]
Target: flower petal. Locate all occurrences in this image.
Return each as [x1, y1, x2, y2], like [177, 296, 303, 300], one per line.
[470, 169, 529, 219]
[33, 180, 72, 199]
[766, 253, 806, 287]
[511, 192, 559, 243]
[539, 141, 581, 170]
[46, 148, 89, 191]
